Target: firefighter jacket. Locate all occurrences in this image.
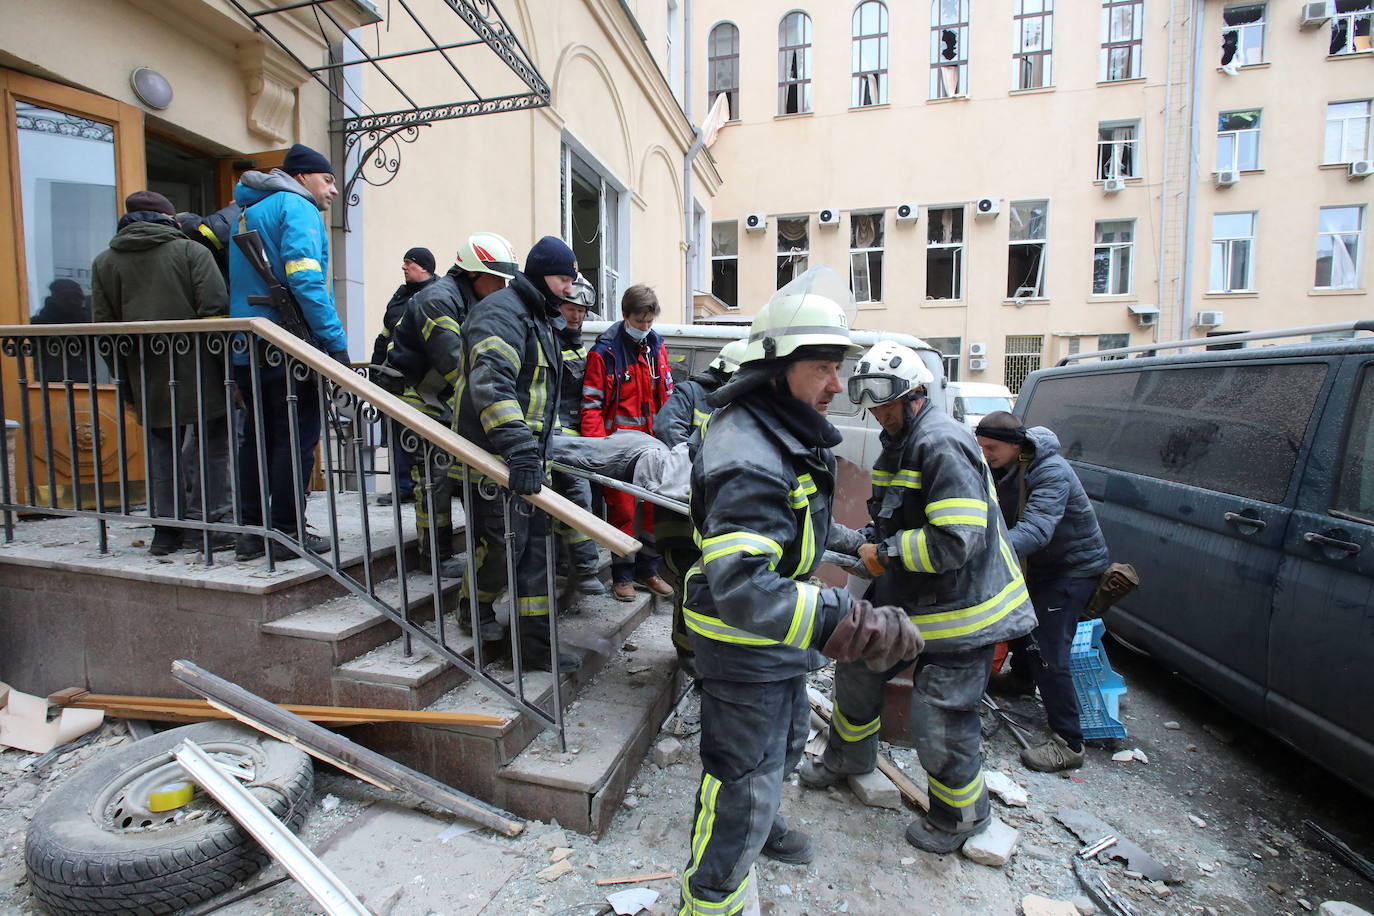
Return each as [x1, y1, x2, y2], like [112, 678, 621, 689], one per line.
[369, 274, 436, 367]
[683, 389, 852, 683]
[867, 400, 1035, 653]
[653, 366, 729, 447]
[556, 325, 588, 435]
[385, 267, 479, 419]
[452, 272, 562, 465]
[580, 322, 673, 437]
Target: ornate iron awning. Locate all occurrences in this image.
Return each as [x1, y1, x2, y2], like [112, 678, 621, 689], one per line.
[227, 0, 551, 225]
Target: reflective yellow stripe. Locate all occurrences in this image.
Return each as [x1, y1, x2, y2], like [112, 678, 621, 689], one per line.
[793, 500, 814, 577]
[480, 399, 524, 432]
[197, 224, 224, 250]
[517, 595, 549, 617]
[796, 473, 818, 496]
[930, 515, 988, 527]
[699, 531, 784, 568]
[561, 347, 586, 361]
[781, 582, 819, 649]
[913, 576, 1029, 641]
[832, 703, 881, 743]
[421, 314, 460, 339]
[471, 335, 521, 368]
[873, 468, 923, 490]
[925, 497, 988, 528]
[283, 257, 321, 275]
[527, 364, 546, 429]
[899, 528, 937, 573]
[691, 407, 711, 429]
[928, 771, 985, 808]
[681, 774, 727, 916]
[683, 607, 777, 646]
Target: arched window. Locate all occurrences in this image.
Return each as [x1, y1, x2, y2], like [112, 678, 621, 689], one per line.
[778, 11, 813, 115]
[852, 2, 889, 106]
[708, 22, 740, 120]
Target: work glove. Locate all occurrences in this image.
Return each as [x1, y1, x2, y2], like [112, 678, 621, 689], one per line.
[858, 542, 887, 577]
[506, 452, 545, 495]
[821, 599, 888, 663]
[861, 605, 924, 672]
[328, 349, 352, 367]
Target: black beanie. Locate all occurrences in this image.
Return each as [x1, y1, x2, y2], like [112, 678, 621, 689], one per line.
[403, 247, 436, 274]
[523, 236, 577, 281]
[124, 190, 176, 216]
[282, 143, 333, 176]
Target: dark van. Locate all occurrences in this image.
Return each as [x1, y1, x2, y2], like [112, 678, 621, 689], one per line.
[1014, 324, 1374, 791]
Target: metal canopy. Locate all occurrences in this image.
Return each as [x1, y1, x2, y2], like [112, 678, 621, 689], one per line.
[227, 0, 551, 224]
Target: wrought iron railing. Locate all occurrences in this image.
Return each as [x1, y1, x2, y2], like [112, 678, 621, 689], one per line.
[0, 318, 638, 747]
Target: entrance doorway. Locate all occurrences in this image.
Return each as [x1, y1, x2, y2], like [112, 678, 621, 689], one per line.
[146, 134, 219, 217]
[562, 142, 623, 315]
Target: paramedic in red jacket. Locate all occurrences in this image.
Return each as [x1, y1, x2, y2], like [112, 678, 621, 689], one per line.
[581, 284, 675, 601]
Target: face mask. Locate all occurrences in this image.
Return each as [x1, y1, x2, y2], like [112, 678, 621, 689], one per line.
[623, 324, 650, 342]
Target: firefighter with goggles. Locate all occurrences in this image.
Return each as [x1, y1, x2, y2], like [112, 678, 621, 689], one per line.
[678, 268, 922, 915]
[800, 340, 1036, 856]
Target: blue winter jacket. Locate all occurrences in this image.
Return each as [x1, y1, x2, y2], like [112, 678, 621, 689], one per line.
[228, 169, 348, 361]
[993, 426, 1110, 582]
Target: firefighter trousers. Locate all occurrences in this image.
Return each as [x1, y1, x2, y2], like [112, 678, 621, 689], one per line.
[550, 469, 600, 576]
[461, 480, 554, 653]
[681, 675, 809, 916]
[823, 646, 995, 835]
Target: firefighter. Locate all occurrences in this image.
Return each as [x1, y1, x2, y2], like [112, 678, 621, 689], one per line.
[452, 235, 580, 673]
[653, 338, 745, 447]
[680, 268, 921, 915]
[799, 341, 1036, 854]
[385, 233, 517, 579]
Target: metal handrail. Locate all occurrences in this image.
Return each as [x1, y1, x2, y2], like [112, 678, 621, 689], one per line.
[1057, 320, 1374, 365]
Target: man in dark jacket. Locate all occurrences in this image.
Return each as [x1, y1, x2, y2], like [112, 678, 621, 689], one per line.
[653, 338, 744, 447]
[801, 342, 1035, 855]
[91, 190, 230, 556]
[386, 234, 517, 575]
[978, 411, 1110, 772]
[452, 236, 579, 672]
[371, 247, 435, 507]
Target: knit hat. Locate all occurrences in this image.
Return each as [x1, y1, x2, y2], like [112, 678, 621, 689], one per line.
[402, 247, 435, 274]
[124, 190, 176, 216]
[523, 236, 577, 281]
[282, 143, 333, 176]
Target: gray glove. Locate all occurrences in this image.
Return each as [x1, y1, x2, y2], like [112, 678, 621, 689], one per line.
[506, 453, 545, 495]
[861, 605, 924, 672]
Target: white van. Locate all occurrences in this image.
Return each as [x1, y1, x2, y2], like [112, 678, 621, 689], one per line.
[946, 381, 1014, 429]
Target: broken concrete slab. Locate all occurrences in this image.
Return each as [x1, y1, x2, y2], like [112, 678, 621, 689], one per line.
[1021, 895, 1080, 916]
[551, 846, 575, 863]
[962, 816, 1019, 868]
[1054, 807, 1181, 883]
[1318, 904, 1374, 916]
[848, 768, 901, 809]
[985, 770, 1029, 807]
[537, 860, 574, 882]
[652, 737, 683, 768]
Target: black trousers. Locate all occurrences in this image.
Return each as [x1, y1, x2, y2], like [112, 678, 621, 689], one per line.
[1009, 575, 1096, 746]
[462, 480, 553, 651]
[233, 365, 321, 534]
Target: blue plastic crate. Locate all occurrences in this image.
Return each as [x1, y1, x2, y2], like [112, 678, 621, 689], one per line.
[1069, 619, 1128, 740]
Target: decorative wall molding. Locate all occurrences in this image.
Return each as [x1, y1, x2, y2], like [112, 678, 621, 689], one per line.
[239, 41, 306, 144]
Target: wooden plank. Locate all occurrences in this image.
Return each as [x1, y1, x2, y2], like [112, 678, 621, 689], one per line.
[172, 660, 524, 837]
[48, 691, 507, 728]
[807, 690, 929, 813]
[594, 871, 676, 886]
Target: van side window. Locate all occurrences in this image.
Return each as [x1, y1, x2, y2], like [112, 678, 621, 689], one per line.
[1021, 362, 1329, 503]
[1334, 365, 1374, 524]
[827, 357, 863, 418]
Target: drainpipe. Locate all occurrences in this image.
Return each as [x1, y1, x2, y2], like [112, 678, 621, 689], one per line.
[1178, 0, 1206, 340]
[681, 0, 701, 325]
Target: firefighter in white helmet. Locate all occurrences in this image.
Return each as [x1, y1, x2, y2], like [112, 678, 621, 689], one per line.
[799, 340, 1035, 854]
[678, 269, 922, 915]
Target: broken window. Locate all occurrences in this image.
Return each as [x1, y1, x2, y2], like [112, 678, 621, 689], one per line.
[1100, 0, 1143, 81]
[1330, 0, 1373, 56]
[1013, 0, 1054, 90]
[930, 0, 970, 100]
[708, 22, 740, 121]
[1209, 211, 1255, 292]
[850, 212, 885, 303]
[926, 206, 964, 300]
[1093, 219, 1135, 295]
[711, 220, 738, 307]
[778, 11, 813, 115]
[852, 1, 889, 107]
[1325, 99, 1372, 163]
[1315, 205, 1365, 290]
[1221, 4, 1265, 69]
[1216, 109, 1261, 171]
[776, 216, 810, 288]
[1097, 120, 1140, 179]
[1007, 200, 1048, 299]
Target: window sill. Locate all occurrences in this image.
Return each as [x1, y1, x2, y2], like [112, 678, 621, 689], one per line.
[1319, 161, 1364, 170]
[1097, 77, 1146, 87]
[773, 111, 813, 121]
[1001, 297, 1050, 306]
[857, 301, 886, 310]
[922, 298, 967, 308]
[1309, 287, 1366, 296]
[1010, 85, 1056, 96]
[1327, 50, 1374, 63]
[848, 102, 890, 112]
[1092, 177, 1143, 185]
[1088, 295, 1138, 303]
[1203, 290, 1258, 298]
[927, 95, 969, 105]
[1217, 61, 1270, 72]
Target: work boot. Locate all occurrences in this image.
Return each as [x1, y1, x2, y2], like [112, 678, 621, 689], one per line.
[234, 534, 265, 561]
[612, 581, 637, 602]
[439, 555, 467, 580]
[987, 671, 1036, 698]
[522, 645, 583, 674]
[269, 531, 330, 561]
[148, 527, 183, 557]
[905, 816, 984, 854]
[761, 827, 814, 865]
[183, 530, 235, 553]
[569, 570, 606, 595]
[1020, 733, 1085, 772]
[797, 757, 848, 789]
[636, 575, 674, 597]
[459, 604, 501, 641]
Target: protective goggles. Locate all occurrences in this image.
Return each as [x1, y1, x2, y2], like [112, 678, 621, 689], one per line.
[847, 373, 911, 406]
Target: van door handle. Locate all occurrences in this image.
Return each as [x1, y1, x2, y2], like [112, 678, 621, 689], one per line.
[1223, 512, 1266, 532]
[1304, 532, 1362, 555]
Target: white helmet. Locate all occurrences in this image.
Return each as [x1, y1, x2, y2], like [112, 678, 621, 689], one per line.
[741, 265, 862, 364]
[562, 272, 597, 311]
[709, 339, 747, 374]
[848, 341, 935, 408]
[456, 232, 518, 280]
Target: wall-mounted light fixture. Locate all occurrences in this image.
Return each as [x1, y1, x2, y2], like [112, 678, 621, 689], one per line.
[130, 67, 173, 110]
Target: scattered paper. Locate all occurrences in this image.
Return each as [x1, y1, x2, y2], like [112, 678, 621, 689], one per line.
[607, 888, 659, 915]
[0, 683, 103, 753]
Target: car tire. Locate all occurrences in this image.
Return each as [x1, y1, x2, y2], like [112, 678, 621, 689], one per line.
[25, 720, 314, 915]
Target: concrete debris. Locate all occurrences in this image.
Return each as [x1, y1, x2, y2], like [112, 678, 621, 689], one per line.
[985, 770, 1030, 807]
[1299, 899, 1313, 911]
[536, 828, 570, 850]
[652, 737, 684, 768]
[777, 884, 792, 895]
[1267, 882, 1287, 895]
[1188, 815, 1207, 828]
[848, 769, 901, 809]
[1163, 721, 1181, 730]
[607, 887, 659, 915]
[1198, 861, 1216, 872]
[961, 816, 1020, 868]
[1020, 894, 1081, 916]
[6, 781, 38, 806]
[1054, 807, 1181, 883]
[320, 793, 340, 812]
[551, 846, 575, 863]
[1071, 895, 1097, 915]
[1110, 748, 1148, 763]
[537, 860, 574, 882]
[1150, 880, 1173, 898]
[1263, 844, 1281, 857]
[900, 856, 916, 866]
[363, 884, 404, 916]
[1318, 904, 1374, 916]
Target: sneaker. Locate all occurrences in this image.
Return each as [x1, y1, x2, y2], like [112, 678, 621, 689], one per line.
[797, 757, 848, 789]
[148, 527, 183, 557]
[612, 581, 637, 602]
[635, 575, 674, 597]
[904, 816, 983, 854]
[761, 828, 814, 865]
[569, 571, 606, 595]
[1020, 734, 1085, 773]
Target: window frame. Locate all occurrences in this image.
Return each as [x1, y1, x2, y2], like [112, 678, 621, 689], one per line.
[1097, 119, 1140, 179]
[776, 215, 811, 289]
[1329, 2, 1373, 57]
[1221, 3, 1267, 68]
[710, 219, 739, 307]
[1209, 210, 1257, 293]
[852, 1, 890, 107]
[1013, 0, 1055, 91]
[1098, 333, 1130, 359]
[926, 205, 965, 301]
[1324, 99, 1372, 165]
[1007, 199, 1049, 299]
[707, 21, 741, 121]
[1100, 0, 1144, 82]
[931, 0, 970, 100]
[778, 10, 814, 116]
[1093, 218, 1136, 296]
[1314, 204, 1366, 291]
[1004, 334, 1044, 394]
[1333, 364, 1374, 524]
[1216, 109, 1263, 172]
[850, 210, 886, 304]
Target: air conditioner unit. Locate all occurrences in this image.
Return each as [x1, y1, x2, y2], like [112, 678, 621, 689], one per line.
[1299, 1, 1332, 28]
[968, 357, 988, 372]
[1214, 169, 1240, 188]
[744, 212, 767, 232]
[1196, 310, 1224, 328]
[818, 208, 841, 227]
[969, 341, 987, 357]
[1137, 311, 1158, 328]
[895, 203, 920, 223]
[1103, 176, 1127, 194]
[974, 197, 1000, 218]
[1349, 160, 1374, 180]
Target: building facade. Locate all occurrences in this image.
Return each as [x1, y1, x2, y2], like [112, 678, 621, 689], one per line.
[692, 0, 1372, 390]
